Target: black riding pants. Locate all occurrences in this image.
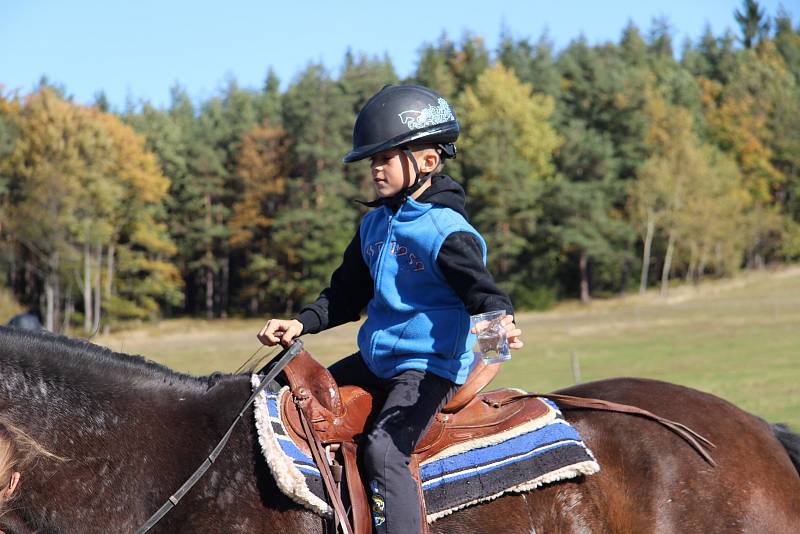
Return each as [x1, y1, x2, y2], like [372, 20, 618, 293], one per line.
[328, 353, 459, 534]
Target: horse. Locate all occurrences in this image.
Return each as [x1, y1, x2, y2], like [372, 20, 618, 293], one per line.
[0, 326, 797, 533]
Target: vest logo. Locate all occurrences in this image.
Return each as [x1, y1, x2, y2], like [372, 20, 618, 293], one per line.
[366, 240, 425, 272]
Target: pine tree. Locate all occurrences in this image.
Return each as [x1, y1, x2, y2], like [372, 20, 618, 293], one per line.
[548, 120, 634, 301]
[735, 0, 771, 49]
[543, 180, 634, 302]
[414, 33, 458, 99]
[620, 22, 648, 67]
[450, 33, 490, 94]
[682, 25, 737, 85]
[647, 17, 674, 58]
[497, 29, 561, 99]
[258, 68, 283, 126]
[770, 11, 800, 241]
[774, 8, 800, 83]
[338, 51, 399, 197]
[273, 64, 358, 311]
[557, 37, 650, 181]
[187, 102, 229, 317]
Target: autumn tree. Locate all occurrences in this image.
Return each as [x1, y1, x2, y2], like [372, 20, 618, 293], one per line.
[1, 89, 84, 329]
[458, 64, 560, 302]
[228, 119, 288, 313]
[91, 110, 182, 324]
[1, 88, 180, 330]
[675, 147, 748, 280]
[698, 39, 797, 266]
[632, 93, 750, 293]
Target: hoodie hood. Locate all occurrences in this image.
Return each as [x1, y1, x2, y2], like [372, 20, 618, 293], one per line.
[415, 175, 469, 219]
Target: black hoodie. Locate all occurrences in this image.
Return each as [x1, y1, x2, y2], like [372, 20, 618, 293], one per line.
[296, 175, 514, 335]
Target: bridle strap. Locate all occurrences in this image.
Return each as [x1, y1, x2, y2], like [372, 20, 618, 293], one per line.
[135, 341, 305, 534]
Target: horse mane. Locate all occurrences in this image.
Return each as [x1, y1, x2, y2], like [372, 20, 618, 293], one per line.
[0, 326, 227, 393]
[772, 423, 800, 477]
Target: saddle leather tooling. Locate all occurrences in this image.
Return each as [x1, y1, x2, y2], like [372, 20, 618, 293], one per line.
[278, 350, 550, 534]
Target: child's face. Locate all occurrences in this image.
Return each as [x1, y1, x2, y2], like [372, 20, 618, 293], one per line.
[369, 148, 438, 198]
[369, 149, 413, 198]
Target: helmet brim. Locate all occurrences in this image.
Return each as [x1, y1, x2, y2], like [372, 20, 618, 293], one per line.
[342, 121, 459, 163]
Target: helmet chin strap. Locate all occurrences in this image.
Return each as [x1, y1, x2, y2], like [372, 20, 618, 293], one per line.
[359, 146, 436, 210]
[399, 146, 432, 200]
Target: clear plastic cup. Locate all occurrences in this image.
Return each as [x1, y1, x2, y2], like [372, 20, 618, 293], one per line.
[470, 310, 511, 365]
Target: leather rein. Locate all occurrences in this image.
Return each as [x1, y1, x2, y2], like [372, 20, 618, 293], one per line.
[488, 392, 717, 466]
[135, 341, 304, 534]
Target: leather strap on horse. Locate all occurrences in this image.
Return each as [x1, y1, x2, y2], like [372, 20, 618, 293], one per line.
[296, 401, 355, 534]
[486, 392, 717, 467]
[340, 442, 371, 534]
[135, 341, 304, 534]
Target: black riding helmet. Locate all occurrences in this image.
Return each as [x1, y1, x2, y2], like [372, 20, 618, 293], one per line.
[344, 84, 459, 163]
[345, 84, 459, 201]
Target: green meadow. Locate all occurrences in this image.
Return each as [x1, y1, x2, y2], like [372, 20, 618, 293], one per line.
[96, 267, 800, 428]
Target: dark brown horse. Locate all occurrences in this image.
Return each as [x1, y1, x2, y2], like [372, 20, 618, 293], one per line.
[0, 326, 798, 533]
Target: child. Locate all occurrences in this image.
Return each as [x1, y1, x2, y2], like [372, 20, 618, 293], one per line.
[258, 84, 523, 533]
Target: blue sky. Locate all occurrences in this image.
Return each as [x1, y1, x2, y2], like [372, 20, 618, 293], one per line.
[1, 0, 794, 109]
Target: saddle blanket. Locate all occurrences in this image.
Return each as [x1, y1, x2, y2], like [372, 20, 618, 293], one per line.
[252, 375, 600, 523]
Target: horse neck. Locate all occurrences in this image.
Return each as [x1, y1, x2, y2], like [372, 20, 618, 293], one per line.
[0, 357, 211, 454]
[0, 343, 260, 531]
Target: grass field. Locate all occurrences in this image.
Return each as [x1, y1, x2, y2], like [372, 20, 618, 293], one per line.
[96, 267, 800, 428]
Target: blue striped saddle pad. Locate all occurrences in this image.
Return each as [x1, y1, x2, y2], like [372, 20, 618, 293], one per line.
[252, 376, 600, 523]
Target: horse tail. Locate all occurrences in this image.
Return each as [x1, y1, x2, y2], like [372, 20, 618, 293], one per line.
[771, 423, 800, 476]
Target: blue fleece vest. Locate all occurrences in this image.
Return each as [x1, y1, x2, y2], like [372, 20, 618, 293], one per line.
[357, 197, 487, 385]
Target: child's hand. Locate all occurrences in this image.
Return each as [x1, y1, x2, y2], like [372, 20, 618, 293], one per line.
[501, 315, 523, 350]
[257, 318, 303, 347]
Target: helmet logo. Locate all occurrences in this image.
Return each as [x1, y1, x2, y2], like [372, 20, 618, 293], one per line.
[398, 98, 455, 131]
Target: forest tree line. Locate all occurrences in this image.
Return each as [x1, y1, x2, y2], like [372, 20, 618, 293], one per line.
[1, 1, 798, 332]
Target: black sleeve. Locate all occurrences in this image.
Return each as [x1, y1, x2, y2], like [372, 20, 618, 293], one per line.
[437, 232, 515, 317]
[295, 229, 373, 334]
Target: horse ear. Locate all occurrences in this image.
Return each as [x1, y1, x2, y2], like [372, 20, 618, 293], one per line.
[1, 472, 20, 500]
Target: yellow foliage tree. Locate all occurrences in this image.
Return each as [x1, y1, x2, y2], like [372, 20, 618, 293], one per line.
[633, 93, 750, 293]
[228, 119, 288, 312]
[457, 63, 560, 292]
[0, 88, 180, 331]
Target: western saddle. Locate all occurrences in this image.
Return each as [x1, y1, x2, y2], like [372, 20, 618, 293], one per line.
[277, 349, 550, 534]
